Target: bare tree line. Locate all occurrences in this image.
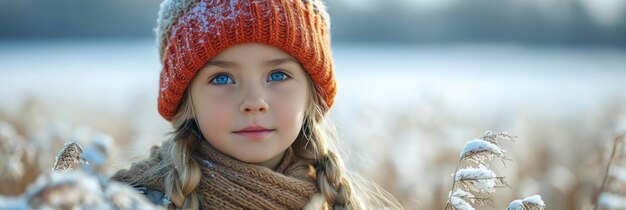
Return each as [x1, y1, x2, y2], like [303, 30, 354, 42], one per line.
[0, 0, 624, 47]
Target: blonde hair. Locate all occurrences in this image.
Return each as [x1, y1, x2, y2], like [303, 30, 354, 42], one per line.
[161, 76, 402, 209]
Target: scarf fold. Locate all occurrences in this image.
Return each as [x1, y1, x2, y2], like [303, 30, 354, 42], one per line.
[112, 140, 318, 210]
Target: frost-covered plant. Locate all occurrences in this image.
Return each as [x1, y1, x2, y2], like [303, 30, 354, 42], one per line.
[0, 139, 162, 209]
[0, 121, 36, 180]
[506, 195, 546, 210]
[595, 134, 626, 210]
[446, 131, 513, 209]
[16, 171, 162, 210]
[0, 133, 155, 209]
[445, 131, 546, 210]
[52, 137, 112, 174]
[454, 164, 508, 194]
[52, 142, 86, 173]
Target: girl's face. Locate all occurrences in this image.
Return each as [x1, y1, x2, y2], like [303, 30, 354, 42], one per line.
[189, 43, 309, 169]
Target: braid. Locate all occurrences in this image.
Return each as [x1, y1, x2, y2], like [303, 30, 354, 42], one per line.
[292, 111, 363, 209]
[165, 119, 203, 209]
[316, 151, 355, 209]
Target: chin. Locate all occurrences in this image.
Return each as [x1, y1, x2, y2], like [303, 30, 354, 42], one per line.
[236, 152, 276, 164]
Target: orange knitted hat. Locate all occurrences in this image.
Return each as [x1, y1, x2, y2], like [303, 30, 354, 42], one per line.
[156, 0, 336, 122]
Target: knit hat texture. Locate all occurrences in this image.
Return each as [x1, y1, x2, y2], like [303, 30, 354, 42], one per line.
[156, 0, 336, 121]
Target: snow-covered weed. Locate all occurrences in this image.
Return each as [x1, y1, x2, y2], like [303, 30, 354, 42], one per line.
[0, 140, 163, 209]
[24, 171, 162, 210]
[0, 121, 36, 180]
[506, 195, 546, 210]
[446, 131, 546, 210]
[52, 142, 86, 173]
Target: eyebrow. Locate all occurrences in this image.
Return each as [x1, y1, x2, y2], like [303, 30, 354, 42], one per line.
[204, 60, 238, 68]
[264, 58, 299, 66]
[204, 57, 299, 68]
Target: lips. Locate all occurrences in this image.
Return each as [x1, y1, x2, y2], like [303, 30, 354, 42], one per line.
[233, 125, 274, 140]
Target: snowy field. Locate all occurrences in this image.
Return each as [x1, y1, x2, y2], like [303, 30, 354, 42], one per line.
[1, 38, 626, 209]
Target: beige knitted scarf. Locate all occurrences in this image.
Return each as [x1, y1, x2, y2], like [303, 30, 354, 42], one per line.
[112, 140, 318, 209]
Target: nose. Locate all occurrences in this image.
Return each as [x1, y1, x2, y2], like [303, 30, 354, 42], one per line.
[240, 89, 269, 115]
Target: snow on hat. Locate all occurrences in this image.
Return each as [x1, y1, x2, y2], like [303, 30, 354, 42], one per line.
[155, 0, 336, 121]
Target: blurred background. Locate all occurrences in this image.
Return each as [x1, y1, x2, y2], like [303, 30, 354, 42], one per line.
[1, 0, 626, 209]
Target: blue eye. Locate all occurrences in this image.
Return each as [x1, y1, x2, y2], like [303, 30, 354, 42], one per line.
[268, 71, 289, 81]
[211, 74, 234, 85]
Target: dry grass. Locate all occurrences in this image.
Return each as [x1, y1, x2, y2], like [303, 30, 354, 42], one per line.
[1, 93, 625, 209]
[594, 134, 626, 210]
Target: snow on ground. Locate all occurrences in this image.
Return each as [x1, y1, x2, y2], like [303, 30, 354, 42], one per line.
[2, 39, 625, 117]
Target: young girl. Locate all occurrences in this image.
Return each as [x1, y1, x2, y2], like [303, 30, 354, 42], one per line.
[112, 0, 400, 209]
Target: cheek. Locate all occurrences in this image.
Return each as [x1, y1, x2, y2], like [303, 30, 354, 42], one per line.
[192, 90, 236, 139]
[270, 82, 308, 132]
